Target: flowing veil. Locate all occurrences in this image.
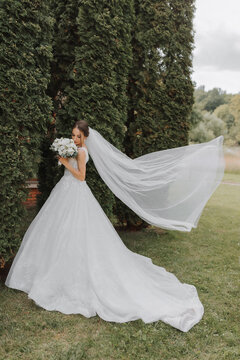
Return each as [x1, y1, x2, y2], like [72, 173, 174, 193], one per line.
[85, 127, 225, 232]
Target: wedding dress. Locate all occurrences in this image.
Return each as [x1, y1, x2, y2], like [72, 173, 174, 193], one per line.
[5, 145, 207, 333]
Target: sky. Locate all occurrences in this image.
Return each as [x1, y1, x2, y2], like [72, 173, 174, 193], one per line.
[192, 0, 240, 94]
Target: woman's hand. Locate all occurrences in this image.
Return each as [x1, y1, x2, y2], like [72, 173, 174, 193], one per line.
[57, 155, 68, 167]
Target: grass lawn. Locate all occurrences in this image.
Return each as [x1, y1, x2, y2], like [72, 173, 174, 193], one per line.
[0, 173, 239, 360]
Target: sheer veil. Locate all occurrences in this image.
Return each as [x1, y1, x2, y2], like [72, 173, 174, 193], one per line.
[85, 127, 225, 232]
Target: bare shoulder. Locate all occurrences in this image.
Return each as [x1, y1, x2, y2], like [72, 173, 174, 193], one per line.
[77, 146, 87, 153]
[77, 147, 86, 159]
[77, 147, 87, 152]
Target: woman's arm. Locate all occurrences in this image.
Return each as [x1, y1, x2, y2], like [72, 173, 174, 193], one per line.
[58, 149, 86, 181]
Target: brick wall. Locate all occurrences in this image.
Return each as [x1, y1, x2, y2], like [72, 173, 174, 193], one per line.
[22, 178, 40, 208]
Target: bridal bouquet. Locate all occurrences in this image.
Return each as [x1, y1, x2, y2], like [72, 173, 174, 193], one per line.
[50, 138, 78, 165]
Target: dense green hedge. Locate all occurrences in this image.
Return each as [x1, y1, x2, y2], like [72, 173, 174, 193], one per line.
[1, 0, 196, 267]
[38, 0, 195, 230]
[0, 0, 54, 266]
[37, 0, 134, 218]
[114, 0, 195, 229]
[36, 0, 75, 209]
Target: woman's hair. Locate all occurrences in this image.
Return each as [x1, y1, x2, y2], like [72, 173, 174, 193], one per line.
[72, 120, 89, 146]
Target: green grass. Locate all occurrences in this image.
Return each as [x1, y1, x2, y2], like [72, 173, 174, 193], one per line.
[0, 174, 239, 360]
[223, 172, 240, 183]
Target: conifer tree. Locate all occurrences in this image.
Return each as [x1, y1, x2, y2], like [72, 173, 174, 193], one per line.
[0, 0, 54, 266]
[115, 0, 195, 229]
[37, 0, 80, 208]
[38, 0, 134, 218]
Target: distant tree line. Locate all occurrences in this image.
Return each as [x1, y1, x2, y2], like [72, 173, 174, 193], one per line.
[189, 85, 240, 146]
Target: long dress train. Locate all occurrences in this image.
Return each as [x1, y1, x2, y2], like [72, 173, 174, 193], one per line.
[5, 146, 204, 332]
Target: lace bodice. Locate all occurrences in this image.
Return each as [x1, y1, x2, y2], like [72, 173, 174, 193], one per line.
[64, 147, 89, 177]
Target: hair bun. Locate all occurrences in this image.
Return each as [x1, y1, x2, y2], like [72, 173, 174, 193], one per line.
[73, 120, 89, 137]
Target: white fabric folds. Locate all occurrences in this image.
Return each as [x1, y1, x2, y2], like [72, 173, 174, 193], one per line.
[85, 128, 225, 232]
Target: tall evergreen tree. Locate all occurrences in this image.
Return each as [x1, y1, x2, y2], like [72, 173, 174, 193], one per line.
[37, 0, 80, 208]
[37, 0, 196, 230]
[0, 0, 54, 266]
[115, 0, 196, 229]
[38, 0, 134, 218]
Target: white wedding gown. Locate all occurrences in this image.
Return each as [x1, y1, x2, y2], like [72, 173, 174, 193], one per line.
[5, 146, 204, 332]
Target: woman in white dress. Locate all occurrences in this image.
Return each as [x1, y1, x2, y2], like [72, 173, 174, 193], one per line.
[5, 120, 224, 332]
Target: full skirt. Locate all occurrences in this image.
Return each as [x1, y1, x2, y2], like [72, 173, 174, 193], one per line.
[5, 174, 204, 332]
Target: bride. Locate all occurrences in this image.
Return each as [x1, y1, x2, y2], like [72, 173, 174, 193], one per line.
[5, 120, 224, 332]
